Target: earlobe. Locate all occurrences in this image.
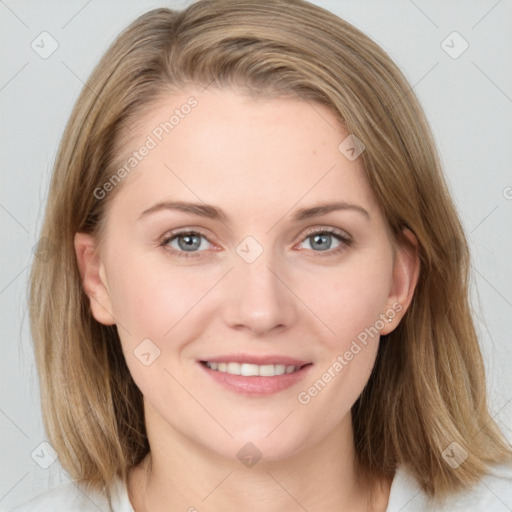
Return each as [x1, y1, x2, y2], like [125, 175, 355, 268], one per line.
[380, 228, 420, 335]
[74, 232, 116, 326]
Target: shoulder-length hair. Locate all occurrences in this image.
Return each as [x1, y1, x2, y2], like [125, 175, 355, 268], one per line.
[29, 0, 511, 501]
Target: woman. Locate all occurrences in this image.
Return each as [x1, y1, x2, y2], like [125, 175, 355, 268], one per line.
[17, 0, 512, 510]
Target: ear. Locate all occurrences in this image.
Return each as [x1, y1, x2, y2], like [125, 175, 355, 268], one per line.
[380, 228, 420, 335]
[74, 232, 116, 326]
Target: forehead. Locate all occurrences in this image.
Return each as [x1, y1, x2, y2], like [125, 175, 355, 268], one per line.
[109, 87, 378, 221]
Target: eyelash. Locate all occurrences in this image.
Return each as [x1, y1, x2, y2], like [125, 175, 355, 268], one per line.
[159, 227, 352, 259]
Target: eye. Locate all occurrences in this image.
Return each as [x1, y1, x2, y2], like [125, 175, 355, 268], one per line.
[298, 227, 352, 256]
[160, 227, 352, 259]
[160, 230, 212, 258]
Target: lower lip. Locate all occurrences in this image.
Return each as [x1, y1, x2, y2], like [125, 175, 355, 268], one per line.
[198, 362, 313, 396]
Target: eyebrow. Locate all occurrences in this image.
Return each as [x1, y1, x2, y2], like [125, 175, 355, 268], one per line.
[138, 200, 370, 223]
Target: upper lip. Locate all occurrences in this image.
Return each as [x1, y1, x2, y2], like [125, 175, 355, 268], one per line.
[199, 354, 311, 367]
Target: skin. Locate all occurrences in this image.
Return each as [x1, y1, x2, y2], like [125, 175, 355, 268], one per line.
[75, 87, 419, 512]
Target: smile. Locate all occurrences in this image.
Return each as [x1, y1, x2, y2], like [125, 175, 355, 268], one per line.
[199, 358, 313, 396]
[202, 361, 303, 376]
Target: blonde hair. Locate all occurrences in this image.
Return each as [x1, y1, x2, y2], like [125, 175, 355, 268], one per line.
[29, 0, 511, 502]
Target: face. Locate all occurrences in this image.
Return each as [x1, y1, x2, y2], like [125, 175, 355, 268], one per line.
[76, 87, 417, 463]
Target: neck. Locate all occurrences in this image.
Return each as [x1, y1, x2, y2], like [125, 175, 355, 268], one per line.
[127, 407, 391, 512]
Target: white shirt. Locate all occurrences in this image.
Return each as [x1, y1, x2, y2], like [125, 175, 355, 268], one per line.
[11, 461, 512, 511]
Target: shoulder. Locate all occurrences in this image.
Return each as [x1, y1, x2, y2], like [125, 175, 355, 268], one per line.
[10, 476, 133, 512]
[387, 461, 512, 512]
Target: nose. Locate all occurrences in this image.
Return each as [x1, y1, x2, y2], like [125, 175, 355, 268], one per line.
[222, 247, 298, 336]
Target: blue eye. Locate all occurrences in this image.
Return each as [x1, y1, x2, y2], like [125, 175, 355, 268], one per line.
[299, 228, 352, 256]
[161, 231, 211, 258]
[160, 227, 352, 259]
[301, 231, 340, 251]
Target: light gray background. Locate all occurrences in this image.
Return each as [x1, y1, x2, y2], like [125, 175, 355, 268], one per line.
[1, 0, 511, 509]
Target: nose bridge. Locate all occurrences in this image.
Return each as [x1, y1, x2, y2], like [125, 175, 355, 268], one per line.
[224, 236, 296, 334]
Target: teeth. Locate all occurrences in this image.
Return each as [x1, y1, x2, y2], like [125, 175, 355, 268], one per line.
[275, 364, 286, 375]
[227, 362, 241, 375]
[258, 364, 275, 377]
[205, 361, 300, 376]
[241, 363, 259, 376]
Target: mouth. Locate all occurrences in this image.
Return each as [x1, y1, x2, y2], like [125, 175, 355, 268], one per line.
[198, 356, 313, 396]
[200, 361, 309, 376]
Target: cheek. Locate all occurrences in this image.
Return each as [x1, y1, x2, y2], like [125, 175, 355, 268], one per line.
[103, 250, 211, 396]
[294, 253, 392, 423]
[312, 251, 393, 351]
[103, 246, 215, 358]
[106, 249, 189, 328]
